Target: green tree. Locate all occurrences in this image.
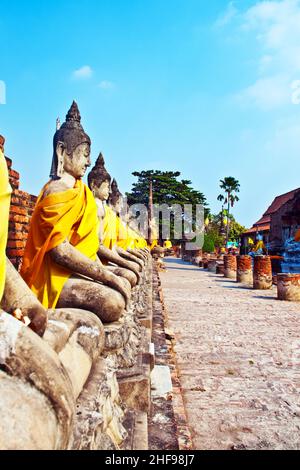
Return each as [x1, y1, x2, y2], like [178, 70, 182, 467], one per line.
[126, 170, 209, 242]
[228, 217, 246, 242]
[217, 177, 240, 245]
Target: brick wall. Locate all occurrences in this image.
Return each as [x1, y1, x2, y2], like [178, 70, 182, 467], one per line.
[5, 156, 37, 271]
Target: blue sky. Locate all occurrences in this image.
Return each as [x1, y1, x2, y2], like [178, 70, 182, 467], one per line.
[1, 0, 300, 227]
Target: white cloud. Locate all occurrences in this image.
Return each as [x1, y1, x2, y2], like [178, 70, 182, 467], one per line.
[73, 65, 93, 79]
[227, 0, 300, 109]
[98, 80, 115, 90]
[235, 75, 291, 110]
[214, 1, 238, 28]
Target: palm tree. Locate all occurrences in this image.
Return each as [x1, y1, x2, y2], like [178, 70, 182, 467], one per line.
[217, 176, 240, 245]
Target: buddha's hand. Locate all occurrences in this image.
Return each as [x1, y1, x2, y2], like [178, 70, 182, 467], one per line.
[26, 304, 48, 337]
[127, 261, 141, 283]
[104, 271, 131, 309]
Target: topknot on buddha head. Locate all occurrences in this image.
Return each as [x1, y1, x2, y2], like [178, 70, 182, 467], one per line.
[88, 153, 112, 201]
[50, 101, 91, 179]
[108, 178, 123, 209]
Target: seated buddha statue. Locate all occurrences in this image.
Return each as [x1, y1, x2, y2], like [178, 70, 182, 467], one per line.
[108, 178, 148, 265]
[0, 134, 47, 336]
[87, 155, 145, 284]
[20, 102, 130, 324]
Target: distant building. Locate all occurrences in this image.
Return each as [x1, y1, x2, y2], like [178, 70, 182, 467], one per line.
[241, 188, 300, 254]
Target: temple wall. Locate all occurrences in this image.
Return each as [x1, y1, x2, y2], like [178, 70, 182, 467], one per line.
[5, 156, 37, 271]
[269, 194, 300, 253]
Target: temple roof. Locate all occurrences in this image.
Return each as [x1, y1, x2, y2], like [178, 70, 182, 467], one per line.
[242, 187, 300, 237]
[261, 188, 300, 218]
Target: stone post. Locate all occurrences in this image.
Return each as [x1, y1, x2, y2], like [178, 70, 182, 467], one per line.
[277, 273, 300, 301]
[224, 255, 237, 279]
[253, 256, 272, 290]
[207, 259, 217, 273]
[216, 263, 225, 275]
[237, 255, 253, 284]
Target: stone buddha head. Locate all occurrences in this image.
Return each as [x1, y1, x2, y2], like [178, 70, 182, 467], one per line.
[50, 101, 91, 180]
[88, 153, 111, 201]
[108, 178, 123, 214]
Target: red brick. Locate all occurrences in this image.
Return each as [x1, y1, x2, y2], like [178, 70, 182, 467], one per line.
[6, 248, 25, 257]
[6, 240, 27, 249]
[8, 222, 29, 232]
[9, 214, 30, 224]
[8, 169, 20, 180]
[9, 205, 28, 216]
[8, 231, 28, 241]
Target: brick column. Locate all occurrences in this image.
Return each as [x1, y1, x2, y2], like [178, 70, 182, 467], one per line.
[277, 274, 300, 301]
[237, 255, 253, 284]
[5, 156, 37, 271]
[224, 255, 237, 279]
[253, 256, 272, 290]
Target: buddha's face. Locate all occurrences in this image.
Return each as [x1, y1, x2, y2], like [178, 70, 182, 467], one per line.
[91, 180, 110, 201]
[114, 196, 123, 214]
[57, 142, 91, 179]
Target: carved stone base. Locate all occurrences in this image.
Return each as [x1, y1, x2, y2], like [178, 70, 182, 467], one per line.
[72, 357, 127, 450]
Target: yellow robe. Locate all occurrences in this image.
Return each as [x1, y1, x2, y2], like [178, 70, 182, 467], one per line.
[163, 240, 172, 249]
[102, 206, 147, 250]
[21, 180, 99, 308]
[0, 150, 11, 301]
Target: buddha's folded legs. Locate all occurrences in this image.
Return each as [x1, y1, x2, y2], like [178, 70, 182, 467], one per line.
[56, 276, 125, 324]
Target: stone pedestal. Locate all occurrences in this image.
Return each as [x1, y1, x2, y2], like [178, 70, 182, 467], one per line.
[202, 259, 208, 269]
[277, 273, 300, 301]
[207, 259, 217, 273]
[224, 255, 237, 279]
[253, 256, 272, 290]
[237, 255, 253, 284]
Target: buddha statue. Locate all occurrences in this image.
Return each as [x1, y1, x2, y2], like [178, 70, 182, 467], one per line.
[0, 135, 47, 336]
[87, 155, 145, 283]
[20, 102, 131, 323]
[108, 178, 148, 265]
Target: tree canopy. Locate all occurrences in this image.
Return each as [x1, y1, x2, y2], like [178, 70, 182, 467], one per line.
[126, 170, 209, 242]
[126, 170, 208, 209]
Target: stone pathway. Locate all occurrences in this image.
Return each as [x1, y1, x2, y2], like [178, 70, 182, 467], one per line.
[160, 258, 300, 450]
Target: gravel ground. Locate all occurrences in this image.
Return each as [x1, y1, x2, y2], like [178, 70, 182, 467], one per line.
[160, 258, 300, 450]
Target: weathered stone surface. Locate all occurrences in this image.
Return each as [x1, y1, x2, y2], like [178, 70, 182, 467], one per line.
[0, 310, 75, 449]
[0, 256, 154, 450]
[72, 357, 127, 450]
[0, 371, 58, 450]
[224, 255, 237, 279]
[237, 255, 253, 284]
[207, 260, 217, 273]
[253, 256, 272, 290]
[277, 273, 300, 302]
[45, 309, 105, 400]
